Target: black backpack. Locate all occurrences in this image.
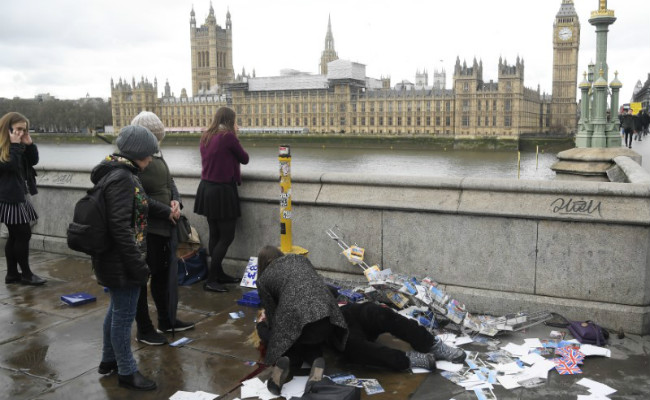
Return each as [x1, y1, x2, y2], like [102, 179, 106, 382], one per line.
[67, 175, 112, 256]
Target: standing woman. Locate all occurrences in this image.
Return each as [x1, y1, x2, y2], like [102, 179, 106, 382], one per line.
[194, 107, 249, 293]
[131, 111, 194, 346]
[93, 125, 170, 391]
[0, 112, 46, 286]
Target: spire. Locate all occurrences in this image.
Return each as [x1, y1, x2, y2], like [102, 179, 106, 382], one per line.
[320, 14, 338, 75]
[325, 14, 334, 50]
[226, 7, 232, 29]
[190, 5, 196, 26]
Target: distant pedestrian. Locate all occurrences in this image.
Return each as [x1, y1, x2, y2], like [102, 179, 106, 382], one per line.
[194, 106, 249, 293]
[92, 125, 172, 391]
[621, 109, 635, 148]
[130, 111, 195, 346]
[642, 110, 650, 137]
[634, 111, 644, 141]
[0, 112, 46, 286]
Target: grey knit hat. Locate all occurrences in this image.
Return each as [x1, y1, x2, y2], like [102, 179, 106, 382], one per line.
[116, 125, 159, 160]
[131, 111, 165, 141]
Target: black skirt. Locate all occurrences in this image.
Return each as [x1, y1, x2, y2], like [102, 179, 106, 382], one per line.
[0, 199, 38, 225]
[194, 180, 241, 220]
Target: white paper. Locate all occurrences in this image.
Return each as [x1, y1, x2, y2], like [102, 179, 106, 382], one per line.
[497, 374, 521, 390]
[454, 335, 474, 346]
[523, 338, 543, 348]
[502, 343, 528, 357]
[436, 360, 465, 372]
[240, 378, 278, 400]
[281, 376, 308, 399]
[520, 352, 545, 365]
[530, 359, 556, 379]
[494, 361, 524, 375]
[577, 378, 617, 396]
[437, 333, 457, 346]
[576, 396, 611, 400]
[410, 367, 432, 374]
[580, 344, 611, 358]
[169, 390, 218, 400]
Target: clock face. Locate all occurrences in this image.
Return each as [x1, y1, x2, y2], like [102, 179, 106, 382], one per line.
[559, 27, 572, 41]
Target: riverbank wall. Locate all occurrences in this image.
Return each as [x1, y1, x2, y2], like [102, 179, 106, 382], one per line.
[32, 133, 574, 152]
[20, 162, 650, 335]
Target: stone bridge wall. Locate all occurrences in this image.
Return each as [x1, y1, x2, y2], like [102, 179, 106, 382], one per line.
[25, 162, 650, 334]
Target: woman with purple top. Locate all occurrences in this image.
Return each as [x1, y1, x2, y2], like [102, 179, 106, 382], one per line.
[194, 107, 249, 293]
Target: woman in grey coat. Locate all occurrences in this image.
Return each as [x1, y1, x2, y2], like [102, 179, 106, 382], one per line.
[256, 246, 348, 394]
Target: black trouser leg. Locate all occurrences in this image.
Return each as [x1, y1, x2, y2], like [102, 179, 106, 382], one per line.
[342, 303, 434, 352]
[343, 332, 411, 371]
[206, 218, 236, 282]
[148, 234, 170, 324]
[136, 234, 170, 333]
[5, 223, 33, 277]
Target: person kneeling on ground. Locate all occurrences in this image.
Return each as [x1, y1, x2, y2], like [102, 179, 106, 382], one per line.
[256, 245, 349, 395]
[256, 293, 466, 374]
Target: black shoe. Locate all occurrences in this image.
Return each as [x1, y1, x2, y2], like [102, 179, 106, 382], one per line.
[118, 371, 157, 391]
[98, 361, 118, 374]
[20, 274, 46, 286]
[216, 274, 241, 284]
[136, 330, 168, 346]
[158, 319, 195, 333]
[304, 357, 325, 394]
[267, 356, 290, 395]
[5, 275, 21, 284]
[203, 281, 228, 292]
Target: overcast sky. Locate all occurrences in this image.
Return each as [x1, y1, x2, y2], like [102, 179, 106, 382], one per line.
[1, 0, 648, 103]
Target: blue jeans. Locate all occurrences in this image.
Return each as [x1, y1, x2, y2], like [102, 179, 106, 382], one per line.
[102, 286, 140, 376]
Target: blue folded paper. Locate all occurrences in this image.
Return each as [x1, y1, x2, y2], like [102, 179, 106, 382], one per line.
[61, 292, 97, 306]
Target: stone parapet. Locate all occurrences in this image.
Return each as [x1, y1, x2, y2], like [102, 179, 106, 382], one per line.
[30, 163, 650, 334]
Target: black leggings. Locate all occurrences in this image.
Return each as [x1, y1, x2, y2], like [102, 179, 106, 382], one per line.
[4, 223, 33, 278]
[206, 218, 237, 282]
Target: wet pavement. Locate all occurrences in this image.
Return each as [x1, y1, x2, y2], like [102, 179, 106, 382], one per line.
[0, 251, 649, 400]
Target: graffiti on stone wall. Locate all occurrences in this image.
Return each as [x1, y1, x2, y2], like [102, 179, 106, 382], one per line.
[38, 173, 73, 185]
[550, 198, 602, 217]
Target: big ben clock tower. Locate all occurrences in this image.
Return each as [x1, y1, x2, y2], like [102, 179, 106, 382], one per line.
[551, 0, 580, 133]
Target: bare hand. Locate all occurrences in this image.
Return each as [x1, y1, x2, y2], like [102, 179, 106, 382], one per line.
[8, 129, 22, 144]
[170, 200, 180, 213]
[21, 131, 32, 145]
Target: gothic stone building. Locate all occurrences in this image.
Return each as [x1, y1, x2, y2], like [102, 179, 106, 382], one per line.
[111, 1, 580, 137]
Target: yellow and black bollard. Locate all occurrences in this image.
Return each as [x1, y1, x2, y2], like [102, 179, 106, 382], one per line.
[278, 145, 308, 255]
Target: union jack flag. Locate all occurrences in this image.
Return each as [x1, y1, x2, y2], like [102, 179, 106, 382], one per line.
[555, 347, 585, 364]
[553, 358, 583, 375]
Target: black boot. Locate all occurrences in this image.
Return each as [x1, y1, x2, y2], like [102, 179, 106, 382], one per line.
[98, 361, 117, 374]
[118, 371, 157, 391]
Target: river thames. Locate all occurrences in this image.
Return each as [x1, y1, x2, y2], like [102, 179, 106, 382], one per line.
[37, 141, 563, 180]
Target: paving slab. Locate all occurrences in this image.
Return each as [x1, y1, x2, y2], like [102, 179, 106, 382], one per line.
[0, 303, 65, 345]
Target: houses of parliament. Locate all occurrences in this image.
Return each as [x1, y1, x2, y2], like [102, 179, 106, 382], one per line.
[110, 0, 580, 137]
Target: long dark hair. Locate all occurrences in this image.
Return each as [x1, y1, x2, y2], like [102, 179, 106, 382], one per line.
[200, 106, 236, 146]
[257, 245, 284, 277]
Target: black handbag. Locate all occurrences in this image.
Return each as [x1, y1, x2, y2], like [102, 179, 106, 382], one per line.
[290, 378, 361, 400]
